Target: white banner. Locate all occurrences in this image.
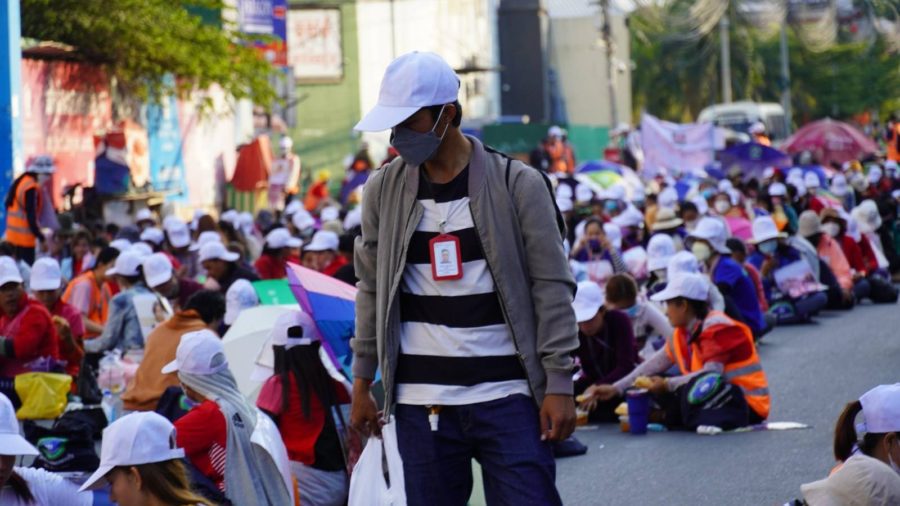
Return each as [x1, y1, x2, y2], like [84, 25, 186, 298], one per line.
[641, 113, 717, 178]
[287, 8, 343, 82]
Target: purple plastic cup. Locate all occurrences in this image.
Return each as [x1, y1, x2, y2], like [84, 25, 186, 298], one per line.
[626, 388, 651, 435]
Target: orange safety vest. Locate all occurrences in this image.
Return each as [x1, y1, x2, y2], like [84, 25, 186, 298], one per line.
[5, 177, 42, 248]
[62, 270, 109, 339]
[665, 311, 770, 420]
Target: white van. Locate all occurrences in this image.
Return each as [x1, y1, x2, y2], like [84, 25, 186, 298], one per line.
[698, 101, 787, 141]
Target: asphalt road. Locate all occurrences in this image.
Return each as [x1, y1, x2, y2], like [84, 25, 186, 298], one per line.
[556, 300, 900, 506]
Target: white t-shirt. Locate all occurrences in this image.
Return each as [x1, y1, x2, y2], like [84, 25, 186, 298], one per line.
[0, 467, 93, 506]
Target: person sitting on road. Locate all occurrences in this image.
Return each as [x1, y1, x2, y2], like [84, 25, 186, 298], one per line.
[84, 251, 152, 354]
[254, 228, 302, 280]
[62, 246, 119, 339]
[604, 273, 672, 360]
[142, 253, 202, 313]
[580, 273, 770, 430]
[799, 210, 865, 309]
[78, 411, 214, 506]
[571, 281, 638, 422]
[746, 216, 828, 325]
[686, 217, 768, 339]
[0, 256, 59, 399]
[832, 383, 900, 472]
[198, 240, 260, 293]
[30, 257, 85, 379]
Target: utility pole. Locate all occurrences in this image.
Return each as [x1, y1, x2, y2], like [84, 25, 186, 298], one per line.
[389, 0, 397, 58]
[0, 0, 23, 237]
[600, 0, 618, 126]
[719, 14, 732, 103]
[779, 24, 793, 135]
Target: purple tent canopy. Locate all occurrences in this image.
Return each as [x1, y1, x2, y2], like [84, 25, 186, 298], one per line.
[719, 142, 792, 181]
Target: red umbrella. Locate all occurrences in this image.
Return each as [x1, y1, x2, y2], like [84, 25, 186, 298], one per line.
[782, 118, 878, 165]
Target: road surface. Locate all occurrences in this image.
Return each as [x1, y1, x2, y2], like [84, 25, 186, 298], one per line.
[556, 300, 900, 505]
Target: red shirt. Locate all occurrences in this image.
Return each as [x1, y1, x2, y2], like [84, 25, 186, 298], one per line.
[255, 254, 287, 280]
[257, 374, 350, 466]
[858, 235, 881, 274]
[0, 295, 59, 377]
[175, 400, 227, 492]
[323, 256, 348, 277]
[839, 235, 867, 275]
[51, 299, 85, 377]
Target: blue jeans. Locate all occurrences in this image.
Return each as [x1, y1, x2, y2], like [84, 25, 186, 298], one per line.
[395, 394, 561, 506]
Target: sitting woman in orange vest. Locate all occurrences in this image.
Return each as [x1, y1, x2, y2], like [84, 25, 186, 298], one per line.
[580, 272, 770, 429]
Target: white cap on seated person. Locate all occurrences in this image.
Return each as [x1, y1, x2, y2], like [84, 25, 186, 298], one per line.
[858, 384, 900, 435]
[320, 206, 340, 223]
[265, 228, 302, 250]
[556, 197, 574, 214]
[189, 231, 223, 252]
[220, 209, 240, 228]
[647, 234, 676, 272]
[657, 187, 678, 210]
[106, 251, 143, 277]
[292, 209, 316, 232]
[78, 412, 185, 491]
[135, 208, 154, 224]
[343, 207, 363, 230]
[687, 217, 730, 254]
[109, 238, 132, 252]
[575, 184, 594, 204]
[650, 272, 710, 302]
[128, 242, 154, 258]
[0, 392, 38, 457]
[804, 172, 821, 189]
[749, 216, 787, 245]
[284, 200, 303, 218]
[139, 227, 165, 246]
[198, 241, 240, 263]
[142, 253, 173, 289]
[651, 208, 683, 231]
[831, 175, 849, 197]
[556, 184, 573, 200]
[611, 205, 644, 228]
[667, 251, 700, 277]
[224, 279, 260, 325]
[572, 281, 604, 323]
[161, 329, 228, 375]
[165, 221, 192, 249]
[304, 230, 340, 252]
[768, 182, 787, 197]
[30, 257, 62, 291]
[250, 310, 321, 381]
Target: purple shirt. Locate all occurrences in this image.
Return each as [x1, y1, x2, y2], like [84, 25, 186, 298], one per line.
[575, 309, 639, 391]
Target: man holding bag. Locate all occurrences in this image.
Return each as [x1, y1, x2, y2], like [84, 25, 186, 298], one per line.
[350, 52, 579, 505]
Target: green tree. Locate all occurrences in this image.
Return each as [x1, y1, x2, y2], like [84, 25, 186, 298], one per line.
[21, 0, 277, 109]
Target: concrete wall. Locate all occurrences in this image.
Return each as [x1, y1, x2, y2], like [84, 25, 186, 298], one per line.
[355, 0, 501, 161]
[547, 12, 631, 127]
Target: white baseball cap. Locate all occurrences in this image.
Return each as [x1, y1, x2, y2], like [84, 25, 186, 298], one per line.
[572, 281, 605, 323]
[556, 184, 574, 200]
[135, 208, 154, 223]
[78, 412, 185, 491]
[320, 206, 340, 223]
[650, 272, 710, 302]
[284, 200, 303, 217]
[106, 250, 143, 277]
[688, 217, 730, 254]
[0, 392, 38, 456]
[667, 251, 700, 277]
[161, 329, 228, 375]
[355, 51, 460, 132]
[142, 253, 174, 289]
[647, 234, 676, 271]
[129, 242, 154, 258]
[304, 230, 340, 252]
[858, 384, 900, 434]
[768, 182, 787, 197]
[30, 257, 62, 291]
[548, 125, 564, 138]
[658, 187, 678, 209]
[220, 209, 240, 227]
[189, 231, 223, 252]
[804, 172, 821, 189]
[603, 223, 623, 250]
[165, 221, 192, 249]
[109, 238, 132, 252]
[265, 228, 302, 250]
[292, 209, 316, 231]
[868, 165, 883, 184]
[575, 184, 594, 204]
[343, 207, 363, 230]
[831, 174, 849, 197]
[750, 216, 787, 245]
[250, 310, 321, 382]
[140, 227, 165, 245]
[198, 241, 240, 263]
[556, 197, 574, 213]
[224, 279, 260, 325]
[611, 205, 645, 229]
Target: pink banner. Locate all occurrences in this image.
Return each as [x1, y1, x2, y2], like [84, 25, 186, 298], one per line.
[21, 59, 113, 207]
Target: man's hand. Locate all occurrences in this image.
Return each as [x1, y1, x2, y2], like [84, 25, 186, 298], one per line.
[577, 384, 619, 412]
[539, 394, 576, 442]
[350, 378, 382, 438]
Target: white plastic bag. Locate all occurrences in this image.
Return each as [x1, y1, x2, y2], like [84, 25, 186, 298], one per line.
[348, 419, 406, 505]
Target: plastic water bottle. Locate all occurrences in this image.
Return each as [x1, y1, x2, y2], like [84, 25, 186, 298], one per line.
[101, 389, 117, 422]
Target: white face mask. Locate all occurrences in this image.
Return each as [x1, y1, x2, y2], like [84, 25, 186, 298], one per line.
[691, 242, 712, 263]
[822, 222, 841, 238]
[714, 200, 730, 214]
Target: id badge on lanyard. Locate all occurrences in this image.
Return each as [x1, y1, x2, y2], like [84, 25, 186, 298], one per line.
[429, 203, 463, 281]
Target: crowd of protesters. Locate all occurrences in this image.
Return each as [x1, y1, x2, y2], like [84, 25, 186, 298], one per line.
[1, 53, 899, 505]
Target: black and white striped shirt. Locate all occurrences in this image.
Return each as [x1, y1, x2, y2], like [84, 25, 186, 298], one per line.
[395, 166, 530, 405]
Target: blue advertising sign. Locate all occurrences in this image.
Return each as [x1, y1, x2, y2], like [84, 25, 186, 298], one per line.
[239, 0, 274, 35]
[145, 79, 186, 202]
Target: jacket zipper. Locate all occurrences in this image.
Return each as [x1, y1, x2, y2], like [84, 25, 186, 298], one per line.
[468, 201, 538, 402]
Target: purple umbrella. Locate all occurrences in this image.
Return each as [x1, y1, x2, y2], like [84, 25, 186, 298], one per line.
[719, 142, 792, 181]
